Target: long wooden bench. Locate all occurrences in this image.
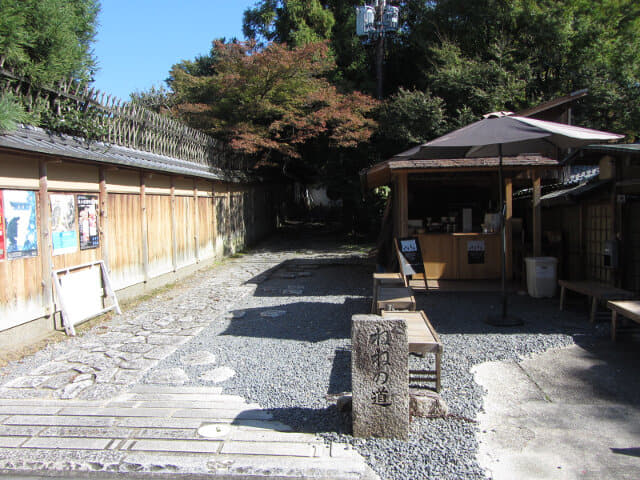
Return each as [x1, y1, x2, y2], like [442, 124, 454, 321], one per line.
[381, 310, 442, 392]
[375, 286, 416, 315]
[558, 280, 635, 323]
[370, 272, 405, 313]
[607, 300, 640, 341]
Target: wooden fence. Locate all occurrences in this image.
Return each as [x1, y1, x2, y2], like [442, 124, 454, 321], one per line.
[0, 151, 279, 335]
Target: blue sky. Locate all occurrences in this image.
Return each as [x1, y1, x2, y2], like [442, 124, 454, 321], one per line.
[92, 0, 257, 101]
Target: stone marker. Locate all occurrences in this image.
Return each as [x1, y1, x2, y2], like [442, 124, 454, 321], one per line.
[351, 314, 409, 440]
[409, 389, 448, 418]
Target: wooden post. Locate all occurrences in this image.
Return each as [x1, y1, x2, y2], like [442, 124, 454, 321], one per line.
[394, 172, 409, 238]
[140, 173, 149, 282]
[505, 177, 513, 279]
[39, 160, 53, 316]
[193, 179, 200, 262]
[212, 181, 218, 254]
[610, 161, 619, 286]
[532, 172, 542, 257]
[211, 181, 217, 250]
[170, 177, 178, 272]
[579, 203, 585, 279]
[98, 168, 110, 273]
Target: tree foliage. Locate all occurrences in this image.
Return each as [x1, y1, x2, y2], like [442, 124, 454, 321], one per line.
[243, 0, 335, 48]
[375, 88, 447, 158]
[170, 40, 377, 163]
[0, 0, 99, 85]
[0, 0, 99, 132]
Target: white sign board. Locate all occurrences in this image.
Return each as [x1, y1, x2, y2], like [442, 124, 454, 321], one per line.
[52, 261, 121, 335]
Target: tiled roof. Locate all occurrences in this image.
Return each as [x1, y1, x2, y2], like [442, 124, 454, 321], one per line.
[384, 155, 559, 170]
[0, 125, 251, 183]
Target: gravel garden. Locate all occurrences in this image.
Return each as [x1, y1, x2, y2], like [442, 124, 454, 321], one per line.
[0, 232, 605, 479]
[144, 235, 597, 480]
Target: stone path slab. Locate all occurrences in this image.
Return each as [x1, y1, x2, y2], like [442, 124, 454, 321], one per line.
[0, 385, 374, 479]
[0, 246, 376, 479]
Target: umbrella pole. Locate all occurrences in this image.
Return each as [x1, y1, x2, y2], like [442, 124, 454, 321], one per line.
[499, 144, 507, 318]
[486, 143, 522, 326]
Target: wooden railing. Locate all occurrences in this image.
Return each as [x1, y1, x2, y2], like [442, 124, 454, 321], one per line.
[0, 61, 251, 171]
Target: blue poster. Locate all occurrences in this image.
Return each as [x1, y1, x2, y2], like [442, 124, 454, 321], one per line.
[3, 190, 38, 259]
[50, 194, 78, 255]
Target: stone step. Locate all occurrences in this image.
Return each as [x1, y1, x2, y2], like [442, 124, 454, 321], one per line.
[117, 393, 245, 403]
[130, 385, 224, 394]
[0, 448, 378, 479]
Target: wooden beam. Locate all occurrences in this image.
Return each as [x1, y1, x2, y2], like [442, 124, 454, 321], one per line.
[532, 173, 542, 257]
[140, 173, 149, 282]
[99, 168, 110, 273]
[170, 177, 177, 272]
[394, 172, 409, 238]
[39, 160, 53, 316]
[505, 177, 513, 279]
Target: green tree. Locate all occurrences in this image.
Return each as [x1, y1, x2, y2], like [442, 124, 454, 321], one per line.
[0, 0, 99, 132]
[375, 88, 448, 158]
[0, 93, 30, 132]
[243, 0, 335, 47]
[0, 0, 99, 84]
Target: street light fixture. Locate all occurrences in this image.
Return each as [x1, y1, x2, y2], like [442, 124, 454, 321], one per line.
[356, 1, 400, 99]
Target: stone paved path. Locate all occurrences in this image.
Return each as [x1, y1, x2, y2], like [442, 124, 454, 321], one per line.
[0, 242, 376, 479]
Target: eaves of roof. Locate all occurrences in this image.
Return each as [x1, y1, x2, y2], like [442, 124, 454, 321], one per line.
[0, 125, 253, 183]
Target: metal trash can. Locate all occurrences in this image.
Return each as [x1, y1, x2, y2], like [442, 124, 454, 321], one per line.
[524, 257, 558, 298]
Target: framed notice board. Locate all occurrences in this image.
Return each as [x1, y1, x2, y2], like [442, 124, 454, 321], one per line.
[396, 237, 425, 276]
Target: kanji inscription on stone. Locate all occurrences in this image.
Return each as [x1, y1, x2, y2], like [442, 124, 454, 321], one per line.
[351, 314, 409, 440]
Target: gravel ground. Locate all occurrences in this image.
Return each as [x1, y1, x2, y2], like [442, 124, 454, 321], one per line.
[146, 231, 608, 480]
[0, 227, 609, 480]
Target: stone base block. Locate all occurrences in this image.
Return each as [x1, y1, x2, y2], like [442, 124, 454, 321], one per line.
[409, 389, 448, 418]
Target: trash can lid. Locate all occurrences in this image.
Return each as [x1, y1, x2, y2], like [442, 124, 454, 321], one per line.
[524, 256, 558, 263]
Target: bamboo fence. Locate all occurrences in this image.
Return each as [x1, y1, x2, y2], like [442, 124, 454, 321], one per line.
[0, 59, 250, 171]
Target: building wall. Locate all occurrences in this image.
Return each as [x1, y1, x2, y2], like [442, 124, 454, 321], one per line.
[0, 152, 279, 344]
[623, 199, 640, 293]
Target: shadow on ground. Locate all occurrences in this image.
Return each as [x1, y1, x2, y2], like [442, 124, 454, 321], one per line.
[222, 298, 366, 342]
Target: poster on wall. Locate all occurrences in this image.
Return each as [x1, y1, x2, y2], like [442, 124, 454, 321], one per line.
[50, 194, 78, 255]
[467, 240, 486, 265]
[0, 191, 5, 260]
[3, 190, 38, 259]
[77, 195, 99, 250]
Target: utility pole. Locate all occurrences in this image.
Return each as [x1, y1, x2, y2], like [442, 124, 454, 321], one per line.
[375, 1, 385, 99]
[356, 1, 400, 100]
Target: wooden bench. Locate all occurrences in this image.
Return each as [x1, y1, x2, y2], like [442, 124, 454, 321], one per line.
[381, 310, 442, 392]
[607, 300, 640, 341]
[375, 286, 416, 315]
[558, 280, 635, 323]
[370, 272, 405, 313]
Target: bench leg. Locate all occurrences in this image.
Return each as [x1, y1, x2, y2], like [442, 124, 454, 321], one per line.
[435, 352, 441, 393]
[559, 285, 566, 311]
[590, 296, 598, 323]
[611, 310, 618, 342]
[371, 278, 378, 314]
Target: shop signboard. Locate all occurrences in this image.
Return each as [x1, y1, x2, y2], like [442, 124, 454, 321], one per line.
[51, 194, 78, 255]
[3, 190, 38, 259]
[397, 236, 425, 274]
[77, 195, 99, 250]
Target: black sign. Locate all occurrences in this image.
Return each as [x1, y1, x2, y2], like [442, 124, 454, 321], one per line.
[396, 237, 425, 274]
[467, 240, 485, 265]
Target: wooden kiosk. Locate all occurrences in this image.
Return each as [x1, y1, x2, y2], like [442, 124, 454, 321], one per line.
[365, 155, 560, 283]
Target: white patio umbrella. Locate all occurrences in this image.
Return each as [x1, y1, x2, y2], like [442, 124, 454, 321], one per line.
[405, 113, 624, 325]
